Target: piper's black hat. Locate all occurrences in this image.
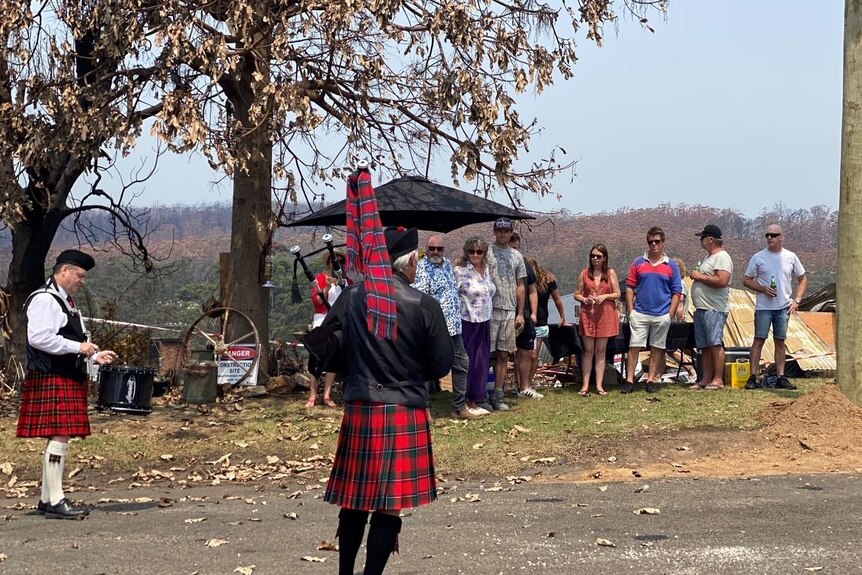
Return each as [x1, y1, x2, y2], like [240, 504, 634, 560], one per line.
[55, 249, 96, 271]
[384, 226, 419, 260]
[694, 224, 722, 239]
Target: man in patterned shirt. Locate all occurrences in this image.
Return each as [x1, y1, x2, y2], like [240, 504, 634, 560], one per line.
[414, 235, 485, 419]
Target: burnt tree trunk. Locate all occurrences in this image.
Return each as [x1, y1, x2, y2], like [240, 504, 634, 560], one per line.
[6, 196, 69, 365]
[221, 48, 273, 382]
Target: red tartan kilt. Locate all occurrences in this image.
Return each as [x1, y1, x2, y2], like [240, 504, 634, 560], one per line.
[16, 371, 91, 438]
[325, 402, 436, 511]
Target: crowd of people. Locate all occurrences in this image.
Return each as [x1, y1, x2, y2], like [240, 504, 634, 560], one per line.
[399, 219, 809, 413]
[302, 218, 810, 412]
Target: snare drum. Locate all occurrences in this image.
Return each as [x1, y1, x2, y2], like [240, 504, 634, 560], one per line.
[97, 365, 155, 415]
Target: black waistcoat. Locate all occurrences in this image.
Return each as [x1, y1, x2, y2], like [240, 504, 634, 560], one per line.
[25, 283, 87, 380]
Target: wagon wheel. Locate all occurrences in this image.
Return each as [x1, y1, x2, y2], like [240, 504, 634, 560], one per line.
[181, 307, 261, 387]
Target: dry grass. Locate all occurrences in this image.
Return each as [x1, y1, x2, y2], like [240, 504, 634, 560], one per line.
[0, 378, 830, 481]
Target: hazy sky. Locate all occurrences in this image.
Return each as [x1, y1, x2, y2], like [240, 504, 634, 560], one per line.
[113, 0, 843, 217]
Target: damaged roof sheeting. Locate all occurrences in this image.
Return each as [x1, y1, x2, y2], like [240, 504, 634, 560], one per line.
[725, 288, 835, 372]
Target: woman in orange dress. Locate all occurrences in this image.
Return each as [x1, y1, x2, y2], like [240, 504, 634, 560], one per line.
[574, 244, 621, 396]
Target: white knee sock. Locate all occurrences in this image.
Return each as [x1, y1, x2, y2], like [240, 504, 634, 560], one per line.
[44, 440, 68, 506]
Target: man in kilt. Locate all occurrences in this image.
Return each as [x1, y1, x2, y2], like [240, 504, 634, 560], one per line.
[321, 223, 454, 575]
[17, 250, 117, 519]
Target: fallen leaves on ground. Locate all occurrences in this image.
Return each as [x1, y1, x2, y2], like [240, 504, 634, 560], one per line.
[204, 538, 228, 548]
[316, 540, 338, 551]
[595, 538, 616, 548]
[301, 556, 326, 563]
[234, 566, 255, 575]
[634, 507, 661, 515]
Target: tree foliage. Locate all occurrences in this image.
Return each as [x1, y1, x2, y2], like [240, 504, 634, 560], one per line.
[0, 0, 663, 369]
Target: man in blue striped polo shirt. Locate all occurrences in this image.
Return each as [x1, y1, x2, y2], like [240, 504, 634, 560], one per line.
[622, 226, 682, 394]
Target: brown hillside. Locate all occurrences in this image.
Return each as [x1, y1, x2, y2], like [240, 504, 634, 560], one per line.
[0, 203, 836, 293]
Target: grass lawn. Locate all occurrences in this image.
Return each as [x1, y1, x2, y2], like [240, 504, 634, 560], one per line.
[0, 378, 828, 480]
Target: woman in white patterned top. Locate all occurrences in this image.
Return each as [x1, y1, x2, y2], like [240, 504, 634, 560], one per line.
[454, 236, 497, 412]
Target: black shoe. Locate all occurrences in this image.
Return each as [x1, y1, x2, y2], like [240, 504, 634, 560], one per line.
[644, 381, 659, 394]
[620, 382, 634, 394]
[775, 375, 797, 390]
[744, 375, 760, 390]
[44, 498, 89, 520]
[36, 500, 47, 515]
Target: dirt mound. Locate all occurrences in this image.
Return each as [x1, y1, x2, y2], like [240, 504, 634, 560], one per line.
[763, 382, 862, 455]
[552, 383, 862, 483]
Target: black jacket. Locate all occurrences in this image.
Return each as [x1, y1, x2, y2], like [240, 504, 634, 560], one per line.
[322, 271, 454, 408]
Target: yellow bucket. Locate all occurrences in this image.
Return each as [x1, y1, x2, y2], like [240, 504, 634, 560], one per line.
[725, 360, 750, 389]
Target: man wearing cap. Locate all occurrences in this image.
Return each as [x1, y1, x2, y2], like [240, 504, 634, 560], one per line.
[742, 224, 807, 390]
[322, 226, 453, 575]
[689, 225, 733, 390]
[488, 217, 527, 410]
[16, 249, 118, 519]
[413, 235, 484, 419]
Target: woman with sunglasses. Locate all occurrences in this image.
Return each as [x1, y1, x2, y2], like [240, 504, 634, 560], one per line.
[453, 236, 497, 413]
[574, 244, 621, 396]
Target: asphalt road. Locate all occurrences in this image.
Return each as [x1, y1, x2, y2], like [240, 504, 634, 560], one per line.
[1, 473, 859, 575]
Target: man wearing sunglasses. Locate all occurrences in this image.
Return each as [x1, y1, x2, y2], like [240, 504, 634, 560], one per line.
[623, 226, 683, 394]
[742, 224, 807, 390]
[413, 236, 482, 419]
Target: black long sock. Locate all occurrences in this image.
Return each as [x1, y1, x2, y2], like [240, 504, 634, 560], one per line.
[363, 512, 402, 575]
[338, 508, 369, 575]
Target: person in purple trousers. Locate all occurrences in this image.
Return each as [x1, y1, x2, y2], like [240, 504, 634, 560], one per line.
[454, 236, 497, 414]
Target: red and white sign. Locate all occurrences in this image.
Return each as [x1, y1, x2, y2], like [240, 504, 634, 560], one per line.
[217, 344, 259, 386]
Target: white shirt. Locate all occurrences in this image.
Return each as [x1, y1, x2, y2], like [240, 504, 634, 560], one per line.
[27, 286, 84, 356]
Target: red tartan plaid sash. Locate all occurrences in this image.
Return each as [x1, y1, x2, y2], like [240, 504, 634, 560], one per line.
[345, 168, 398, 340]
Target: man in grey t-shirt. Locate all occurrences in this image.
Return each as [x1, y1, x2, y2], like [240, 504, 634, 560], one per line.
[487, 218, 526, 411]
[742, 224, 807, 390]
[689, 224, 733, 390]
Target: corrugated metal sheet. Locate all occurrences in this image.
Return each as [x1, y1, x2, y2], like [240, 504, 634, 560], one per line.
[723, 287, 835, 372]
